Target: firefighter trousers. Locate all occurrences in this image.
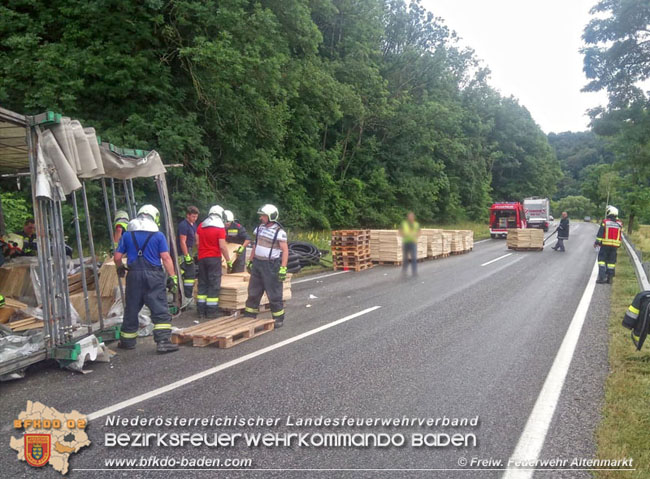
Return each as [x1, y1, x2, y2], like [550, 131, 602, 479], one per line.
[197, 257, 222, 317]
[121, 257, 171, 345]
[598, 245, 618, 281]
[180, 260, 196, 298]
[244, 257, 284, 322]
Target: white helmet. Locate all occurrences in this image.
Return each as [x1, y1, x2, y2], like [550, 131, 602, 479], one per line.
[606, 205, 619, 217]
[209, 205, 224, 218]
[223, 210, 234, 223]
[257, 204, 279, 222]
[114, 210, 129, 222]
[137, 204, 160, 225]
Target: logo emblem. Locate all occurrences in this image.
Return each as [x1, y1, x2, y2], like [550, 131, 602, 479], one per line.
[25, 434, 51, 467]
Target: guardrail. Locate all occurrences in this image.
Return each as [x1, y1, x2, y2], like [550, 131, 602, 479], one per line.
[622, 234, 650, 291]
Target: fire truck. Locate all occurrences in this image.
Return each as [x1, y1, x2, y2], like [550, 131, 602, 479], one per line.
[489, 202, 527, 238]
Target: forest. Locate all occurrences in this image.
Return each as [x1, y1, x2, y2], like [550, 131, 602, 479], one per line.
[0, 0, 647, 232]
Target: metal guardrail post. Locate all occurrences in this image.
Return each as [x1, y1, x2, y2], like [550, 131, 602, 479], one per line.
[622, 234, 650, 291]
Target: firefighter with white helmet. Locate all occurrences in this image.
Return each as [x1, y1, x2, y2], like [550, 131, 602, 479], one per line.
[595, 205, 623, 284]
[114, 204, 179, 353]
[223, 209, 251, 273]
[244, 204, 289, 328]
[113, 209, 130, 250]
[195, 205, 233, 319]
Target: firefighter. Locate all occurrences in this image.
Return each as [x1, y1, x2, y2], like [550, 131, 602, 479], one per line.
[594, 205, 622, 284]
[113, 210, 129, 250]
[195, 205, 232, 319]
[15, 218, 37, 256]
[552, 212, 570, 252]
[223, 210, 251, 273]
[244, 204, 289, 328]
[399, 212, 421, 276]
[114, 204, 179, 353]
[177, 206, 199, 299]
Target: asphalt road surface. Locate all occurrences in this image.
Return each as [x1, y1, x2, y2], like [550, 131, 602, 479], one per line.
[1, 222, 614, 478]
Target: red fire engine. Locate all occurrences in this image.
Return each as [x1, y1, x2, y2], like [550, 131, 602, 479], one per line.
[489, 202, 527, 238]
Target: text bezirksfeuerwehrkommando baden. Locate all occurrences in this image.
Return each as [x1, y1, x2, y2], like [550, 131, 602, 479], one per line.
[104, 415, 480, 429]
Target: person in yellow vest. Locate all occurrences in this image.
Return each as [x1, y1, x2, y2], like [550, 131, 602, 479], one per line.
[113, 210, 129, 250]
[594, 205, 622, 284]
[399, 212, 421, 276]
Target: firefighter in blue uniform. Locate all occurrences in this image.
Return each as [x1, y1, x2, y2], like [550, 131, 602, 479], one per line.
[244, 204, 289, 328]
[223, 210, 251, 273]
[114, 204, 179, 353]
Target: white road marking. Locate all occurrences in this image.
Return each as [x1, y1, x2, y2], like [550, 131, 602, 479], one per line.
[502, 261, 599, 479]
[474, 239, 490, 244]
[481, 253, 513, 267]
[292, 270, 349, 284]
[87, 306, 381, 421]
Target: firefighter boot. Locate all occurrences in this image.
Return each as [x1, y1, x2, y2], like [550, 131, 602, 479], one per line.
[157, 339, 179, 353]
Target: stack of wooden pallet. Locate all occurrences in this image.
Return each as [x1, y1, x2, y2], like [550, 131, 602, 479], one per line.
[218, 272, 292, 312]
[416, 235, 428, 260]
[507, 228, 544, 251]
[449, 230, 464, 254]
[69, 291, 112, 323]
[332, 230, 372, 271]
[421, 229, 444, 258]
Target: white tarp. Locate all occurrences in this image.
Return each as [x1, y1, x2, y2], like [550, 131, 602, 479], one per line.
[98, 147, 166, 180]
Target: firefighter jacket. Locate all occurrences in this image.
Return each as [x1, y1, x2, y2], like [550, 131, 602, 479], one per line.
[596, 217, 622, 248]
[226, 221, 251, 245]
[623, 290, 650, 351]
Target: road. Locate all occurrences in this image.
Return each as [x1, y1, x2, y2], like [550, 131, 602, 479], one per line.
[0, 222, 612, 478]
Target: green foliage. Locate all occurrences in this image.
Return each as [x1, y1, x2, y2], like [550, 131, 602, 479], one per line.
[1, 0, 558, 229]
[551, 195, 597, 219]
[0, 192, 30, 233]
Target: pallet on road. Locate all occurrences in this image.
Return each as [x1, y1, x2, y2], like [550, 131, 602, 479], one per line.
[508, 246, 543, 252]
[332, 262, 373, 272]
[220, 302, 271, 318]
[172, 314, 275, 348]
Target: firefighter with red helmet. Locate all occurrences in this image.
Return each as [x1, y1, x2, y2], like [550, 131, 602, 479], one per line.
[594, 205, 622, 284]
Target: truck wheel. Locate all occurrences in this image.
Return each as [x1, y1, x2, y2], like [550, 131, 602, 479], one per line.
[543, 227, 548, 232]
[491, 234, 496, 239]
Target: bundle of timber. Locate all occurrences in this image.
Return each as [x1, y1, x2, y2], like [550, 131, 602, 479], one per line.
[441, 231, 453, 255]
[69, 291, 113, 323]
[7, 316, 43, 332]
[507, 228, 544, 251]
[0, 263, 36, 303]
[67, 268, 95, 295]
[448, 230, 464, 253]
[98, 258, 120, 297]
[331, 230, 372, 272]
[218, 272, 292, 312]
[0, 297, 29, 325]
[370, 230, 402, 263]
[460, 230, 474, 251]
[416, 235, 428, 260]
[422, 229, 443, 258]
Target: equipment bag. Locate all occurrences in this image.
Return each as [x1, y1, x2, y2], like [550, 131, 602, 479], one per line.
[622, 291, 650, 351]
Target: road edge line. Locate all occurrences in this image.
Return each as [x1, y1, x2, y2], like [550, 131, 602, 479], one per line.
[502, 260, 599, 479]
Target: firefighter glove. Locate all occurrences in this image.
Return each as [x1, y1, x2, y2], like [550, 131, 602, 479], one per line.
[236, 245, 245, 255]
[184, 254, 193, 264]
[167, 275, 178, 294]
[246, 260, 253, 273]
[278, 266, 287, 282]
[226, 261, 233, 274]
[116, 264, 127, 278]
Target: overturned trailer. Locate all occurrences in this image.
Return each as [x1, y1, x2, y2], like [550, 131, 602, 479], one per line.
[0, 106, 183, 377]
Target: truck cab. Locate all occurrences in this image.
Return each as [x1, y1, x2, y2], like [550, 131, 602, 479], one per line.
[489, 202, 527, 238]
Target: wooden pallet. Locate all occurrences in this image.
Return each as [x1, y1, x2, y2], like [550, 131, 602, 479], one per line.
[172, 315, 275, 348]
[332, 262, 373, 272]
[219, 302, 272, 317]
[332, 248, 370, 255]
[334, 253, 372, 261]
[332, 244, 370, 250]
[508, 246, 543, 252]
[427, 253, 450, 260]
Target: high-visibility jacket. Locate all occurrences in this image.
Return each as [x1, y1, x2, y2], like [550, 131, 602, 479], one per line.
[596, 218, 622, 248]
[400, 220, 420, 243]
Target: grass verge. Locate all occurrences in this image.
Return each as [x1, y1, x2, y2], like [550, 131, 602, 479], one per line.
[595, 228, 650, 479]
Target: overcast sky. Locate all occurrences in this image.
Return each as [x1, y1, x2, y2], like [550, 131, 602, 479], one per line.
[423, 0, 608, 134]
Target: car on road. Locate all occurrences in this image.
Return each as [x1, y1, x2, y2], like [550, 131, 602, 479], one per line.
[584, 216, 591, 222]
